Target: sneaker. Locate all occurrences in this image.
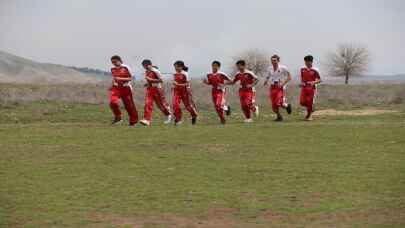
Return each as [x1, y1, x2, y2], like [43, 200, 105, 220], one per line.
[286, 104, 292, 115]
[254, 106, 259, 117]
[191, 116, 197, 125]
[225, 105, 231, 116]
[305, 116, 313, 121]
[174, 120, 183, 126]
[140, 119, 151, 126]
[129, 122, 137, 126]
[274, 117, 283, 122]
[164, 115, 172, 124]
[220, 119, 226, 125]
[244, 118, 254, 123]
[112, 118, 123, 125]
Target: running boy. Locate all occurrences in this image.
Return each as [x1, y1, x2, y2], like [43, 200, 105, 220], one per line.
[264, 55, 292, 121]
[202, 61, 231, 124]
[109, 55, 138, 126]
[172, 61, 198, 125]
[299, 55, 321, 121]
[139, 59, 172, 126]
[228, 60, 259, 123]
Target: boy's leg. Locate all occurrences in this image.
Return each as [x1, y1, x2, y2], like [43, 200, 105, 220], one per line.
[246, 90, 256, 114]
[300, 87, 315, 119]
[213, 90, 225, 122]
[282, 88, 292, 114]
[121, 87, 138, 125]
[306, 88, 316, 118]
[110, 87, 122, 122]
[239, 90, 251, 119]
[154, 88, 171, 116]
[271, 86, 283, 121]
[251, 90, 257, 113]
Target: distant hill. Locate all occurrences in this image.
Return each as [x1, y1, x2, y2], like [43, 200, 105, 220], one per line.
[0, 50, 110, 84]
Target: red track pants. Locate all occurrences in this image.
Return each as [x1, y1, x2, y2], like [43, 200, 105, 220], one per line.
[270, 85, 287, 112]
[239, 88, 256, 119]
[172, 88, 198, 122]
[110, 86, 138, 124]
[143, 87, 170, 121]
[300, 86, 317, 113]
[212, 89, 226, 122]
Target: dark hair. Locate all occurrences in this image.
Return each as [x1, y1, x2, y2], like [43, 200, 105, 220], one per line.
[212, 61, 221, 67]
[304, 55, 314, 62]
[174, 60, 188, 72]
[142, 59, 152, 66]
[111, 55, 122, 62]
[271, 55, 280, 61]
[236, 60, 246, 66]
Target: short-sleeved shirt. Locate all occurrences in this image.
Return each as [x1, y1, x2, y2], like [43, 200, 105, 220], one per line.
[300, 67, 321, 83]
[145, 67, 163, 88]
[267, 64, 290, 84]
[173, 71, 190, 90]
[207, 72, 230, 91]
[233, 70, 257, 90]
[111, 64, 132, 86]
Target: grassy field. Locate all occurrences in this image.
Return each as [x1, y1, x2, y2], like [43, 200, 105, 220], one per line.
[1, 101, 405, 227]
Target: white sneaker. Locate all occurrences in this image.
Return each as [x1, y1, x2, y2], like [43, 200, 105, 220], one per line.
[175, 120, 183, 126]
[164, 115, 172, 124]
[254, 106, 259, 117]
[244, 118, 254, 123]
[140, 119, 151, 126]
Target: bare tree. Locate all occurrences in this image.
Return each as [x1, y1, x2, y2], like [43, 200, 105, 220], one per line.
[231, 49, 270, 77]
[325, 43, 370, 84]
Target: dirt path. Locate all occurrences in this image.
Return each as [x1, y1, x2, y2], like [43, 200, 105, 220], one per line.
[313, 109, 398, 116]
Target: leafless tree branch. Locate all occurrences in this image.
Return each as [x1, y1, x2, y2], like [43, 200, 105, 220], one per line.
[325, 42, 370, 84]
[231, 49, 270, 77]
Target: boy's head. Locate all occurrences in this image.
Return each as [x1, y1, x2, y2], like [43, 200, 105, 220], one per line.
[212, 61, 221, 72]
[111, 55, 122, 67]
[236, 60, 246, 72]
[304, 55, 314, 68]
[271, 55, 280, 66]
[142, 59, 153, 70]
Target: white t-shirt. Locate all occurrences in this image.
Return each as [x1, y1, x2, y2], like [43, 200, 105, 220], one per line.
[266, 64, 290, 84]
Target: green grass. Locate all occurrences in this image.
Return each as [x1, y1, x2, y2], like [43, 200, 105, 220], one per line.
[1, 102, 405, 227]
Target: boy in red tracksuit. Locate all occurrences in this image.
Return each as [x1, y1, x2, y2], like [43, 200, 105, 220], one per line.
[228, 60, 259, 123]
[172, 60, 198, 125]
[109, 55, 138, 126]
[264, 55, 292, 122]
[139, 59, 172, 126]
[203, 61, 232, 124]
[300, 55, 321, 121]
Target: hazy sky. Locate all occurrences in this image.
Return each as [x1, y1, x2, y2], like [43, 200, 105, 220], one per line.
[0, 0, 404, 76]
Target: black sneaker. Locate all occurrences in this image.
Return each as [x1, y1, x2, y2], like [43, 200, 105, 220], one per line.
[286, 104, 292, 115]
[191, 117, 197, 125]
[274, 117, 283, 122]
[225, 106, 231, 116]
[112, 118, 123, 125]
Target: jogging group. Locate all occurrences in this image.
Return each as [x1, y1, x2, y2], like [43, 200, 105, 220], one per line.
[109, 54, 321, 126]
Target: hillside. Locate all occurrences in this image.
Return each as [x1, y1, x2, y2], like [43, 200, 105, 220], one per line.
[0, 50, 109, 84]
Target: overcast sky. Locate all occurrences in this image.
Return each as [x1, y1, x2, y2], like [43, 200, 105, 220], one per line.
[0, 0, 404, 76]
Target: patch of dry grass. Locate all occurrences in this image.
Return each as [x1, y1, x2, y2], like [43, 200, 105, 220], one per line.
[1, 83, 405, 111]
